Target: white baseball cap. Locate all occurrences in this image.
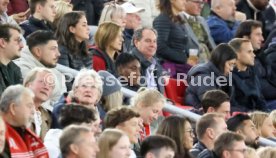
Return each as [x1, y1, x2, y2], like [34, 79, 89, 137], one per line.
[120, 2, 145, 13]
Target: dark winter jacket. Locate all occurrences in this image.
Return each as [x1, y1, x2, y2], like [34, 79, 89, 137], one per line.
[185, 62, 232, 108]
[20, 16, 53, 38]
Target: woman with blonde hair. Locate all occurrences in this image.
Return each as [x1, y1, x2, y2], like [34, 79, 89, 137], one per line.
[250, 111, 276, 139]
[98, 2, 126, 28]
[52, 0, 73, 30]
[131, 87, 166, 138]
[91, 22, 124, 75]
[257, 147, 276, 158]
[245, 147, 259, 158]
[97, 128, 131, 158]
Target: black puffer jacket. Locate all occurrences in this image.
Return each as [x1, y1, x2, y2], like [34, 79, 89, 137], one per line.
[185, 62, 232, 108]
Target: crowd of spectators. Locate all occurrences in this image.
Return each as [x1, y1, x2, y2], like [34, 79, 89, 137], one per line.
[1, 0, 276, 158]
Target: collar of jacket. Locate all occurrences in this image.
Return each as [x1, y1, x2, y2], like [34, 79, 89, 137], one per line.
[246, 0, 260, 12]
[29, 16, 52, 29]
[131, 47, 153, 68]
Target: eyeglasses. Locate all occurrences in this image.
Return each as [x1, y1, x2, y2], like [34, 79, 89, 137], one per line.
[185, 128, 195, 137]
[77, 84, 97, 90]
[227, 148, 247, 154]
[187, 0, 205, 7]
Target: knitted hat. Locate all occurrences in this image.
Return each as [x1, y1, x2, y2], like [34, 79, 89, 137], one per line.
[98, 71, 122, 97]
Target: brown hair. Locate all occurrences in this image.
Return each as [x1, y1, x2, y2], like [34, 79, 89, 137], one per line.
[97, 128, 127, 158]
[229, 38, 251, 52]
[249, 111, 269, 132]
[196, 113, 225, 140]
[214, 132, 244, 157]
[158, 0, 178, 22]
[59, 125, 91, 157]
[56, 11, 88, 56]
[104, 107, 140, 128]
[94, 22, 122, 52]
[156, 116, 192, 158]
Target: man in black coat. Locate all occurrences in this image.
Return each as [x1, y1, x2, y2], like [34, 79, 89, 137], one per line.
[0, 24, 24, 96]
[131, 27, 164, 94]
[229, 38, 268, 112]
[236, 0, 269, 38]
[20, 0, 55, 38]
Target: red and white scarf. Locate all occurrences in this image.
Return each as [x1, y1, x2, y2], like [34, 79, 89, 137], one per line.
[5, 122, 49, 158]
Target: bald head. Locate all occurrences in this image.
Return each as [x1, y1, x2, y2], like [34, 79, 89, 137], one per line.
[211, 0, 236, 21]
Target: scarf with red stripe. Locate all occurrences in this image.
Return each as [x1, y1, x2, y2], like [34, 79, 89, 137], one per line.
[5, 122, 49, 158]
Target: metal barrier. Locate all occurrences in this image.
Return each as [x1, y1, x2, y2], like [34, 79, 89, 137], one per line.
[56, 64, 276, 147]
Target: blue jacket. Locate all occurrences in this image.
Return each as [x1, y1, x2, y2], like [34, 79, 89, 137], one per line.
[20, 16, 53, 38]
[190, 141, 207, 158]
[185, 62, 232, 108]
[51, 93, 68, 129]
[207, 12, 240, 44]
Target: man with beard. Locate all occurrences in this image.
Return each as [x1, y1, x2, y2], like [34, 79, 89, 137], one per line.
[226, 114, 260, 149]
[0, 24, 24, 95]
[236, 0, 269, 37]
[15, 30, 66, 111]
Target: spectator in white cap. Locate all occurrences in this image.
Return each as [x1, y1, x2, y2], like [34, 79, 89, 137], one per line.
[121, 2, 145, 53]
[98, 70, 123, 119]
[128, 0, 160, 27]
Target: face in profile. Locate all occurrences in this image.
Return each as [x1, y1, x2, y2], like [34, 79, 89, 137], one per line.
[13, 92, 35, 127]
[240, 120, 259, 147]
[237, 42, 255, 67]
[138, 101, 164, 125]
[40, 0, 57, 22]
[109, 135, 131, 158]
[4, 29, 24, 60]
[37, 40, 60, 68]
[183, 121, 194, 150]
[70, 15, 90, 42]
[72, 131, 99, 158]
[117, 117, 141, 144]
[224, 59, 236, 76]
[249, 27, 264, 50]
[260, 117, 275, 138]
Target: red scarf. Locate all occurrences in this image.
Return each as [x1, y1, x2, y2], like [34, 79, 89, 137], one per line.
[139, 124, 151, 141]
[5, 122, 49, 158]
